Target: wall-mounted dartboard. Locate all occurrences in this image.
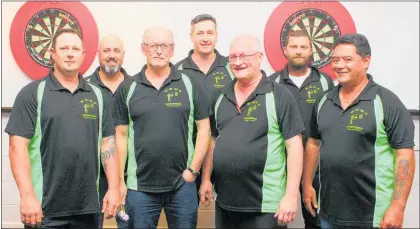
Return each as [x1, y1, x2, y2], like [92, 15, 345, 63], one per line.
[10, 1, 98, 80]
[264, 1, 357, 78]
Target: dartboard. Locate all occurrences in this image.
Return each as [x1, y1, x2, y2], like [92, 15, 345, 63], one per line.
[280, 9, 340, 69]
[10, 1, 98, 80]
[264, 1, 357, 78]
[24, 9, 82, 68]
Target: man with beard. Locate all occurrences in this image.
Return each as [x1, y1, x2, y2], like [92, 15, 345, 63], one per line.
[85, 34, 130, 228]
[175, 15, 234, 202]
[268, 30, 334, 229]
[5, 28, 120, 228]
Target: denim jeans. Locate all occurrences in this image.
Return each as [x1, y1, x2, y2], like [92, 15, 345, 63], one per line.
[319, 214, 376, 229]
[126, 180, 198, 229]
[98, 168, 128, 228]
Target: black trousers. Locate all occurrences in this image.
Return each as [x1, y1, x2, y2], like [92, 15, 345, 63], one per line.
[24, 214, 98, 229]
[215, 202, 288, 229]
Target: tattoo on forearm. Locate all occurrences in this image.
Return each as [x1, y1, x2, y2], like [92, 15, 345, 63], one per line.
[101, 136, 116, 172]
[394, 159, 409, 200]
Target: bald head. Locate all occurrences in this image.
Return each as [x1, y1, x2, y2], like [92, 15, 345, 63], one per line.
[142, 26, 174, 44]
[230, 35, 262, 53]
[99, 34, 124, 51]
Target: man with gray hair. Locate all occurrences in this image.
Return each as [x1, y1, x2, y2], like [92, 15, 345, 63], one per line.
[175, 13, 234, 205]
[200, 34, 305, 228]
[114, 26, 211, 228]
[85, 34, 130, 228]
[303, 33, 415, 228]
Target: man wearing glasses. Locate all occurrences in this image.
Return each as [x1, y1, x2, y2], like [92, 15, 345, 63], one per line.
[199, 35, 305, 228]
[113, 26, 211, 228]
[175, 14, 234, 202]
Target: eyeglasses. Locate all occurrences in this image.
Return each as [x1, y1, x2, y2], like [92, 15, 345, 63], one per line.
[144, 43, 173, 51]
[228, 52, 259, 62]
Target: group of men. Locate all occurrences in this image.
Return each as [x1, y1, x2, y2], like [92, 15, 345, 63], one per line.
[6, 13, 415, 229]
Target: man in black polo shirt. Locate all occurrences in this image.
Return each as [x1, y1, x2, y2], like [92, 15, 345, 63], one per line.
[175, 13, 234, 202]
[268, 30, 334, 229]
[303, 33, 415, 228]
[114, 26, 211, 228]
[84, 34, 130, 228]
[5, 28, 120, 229]
[200, 35, 305, 228]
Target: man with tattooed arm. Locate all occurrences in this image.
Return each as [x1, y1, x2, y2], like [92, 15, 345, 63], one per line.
[5, 28, 121, 228]
[303, 33, 416, 228]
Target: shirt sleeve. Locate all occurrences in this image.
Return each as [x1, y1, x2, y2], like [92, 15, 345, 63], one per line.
[191, 76, 212, 121]
[4, 82, 39, 139]
[274, 84, 306, 140]
[101, 90, 115, 137]
[113, 80, 131, 125]
[381, 90, 415, 149]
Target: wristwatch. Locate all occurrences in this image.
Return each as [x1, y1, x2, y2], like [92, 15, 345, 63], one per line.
[188, 167, 200, 176]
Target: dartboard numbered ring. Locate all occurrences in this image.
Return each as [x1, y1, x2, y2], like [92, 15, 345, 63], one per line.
[264, 1, 357, 78]
[10, 1, 98, 80]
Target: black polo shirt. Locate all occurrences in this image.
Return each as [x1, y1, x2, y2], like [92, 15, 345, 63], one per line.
[268, 66, 334, 146]
[5, 69, 115, 217]
[113, 64, 211, 193]
[175, 49, 234, 103]
[211, 72, 305, 213]
[84, 66, 130, 181]
[309, 74, 415, 227]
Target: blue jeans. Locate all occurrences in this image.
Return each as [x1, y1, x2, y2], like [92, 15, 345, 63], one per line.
[98, 168, 128, 228]
[126, 180, 198, 229]
[319, 215, 375, 229]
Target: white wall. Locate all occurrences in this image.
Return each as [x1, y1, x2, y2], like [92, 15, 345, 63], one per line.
[1, 1, 419, 228]
[1, 2, 419, 109]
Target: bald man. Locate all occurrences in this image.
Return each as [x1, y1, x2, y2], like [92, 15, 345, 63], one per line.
[84, 34, 130, 228]
[199, 35, 305, 228]
[113, 27, 211, 228]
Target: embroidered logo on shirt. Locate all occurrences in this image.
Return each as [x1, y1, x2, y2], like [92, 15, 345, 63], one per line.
[213, 71, 226, 89]
[347, 108, 368, 132]
[80, 99, 97, 119]
[244, 101, 261, 122]
[305, 85, 321, 104]
[164, 87, 182, 107]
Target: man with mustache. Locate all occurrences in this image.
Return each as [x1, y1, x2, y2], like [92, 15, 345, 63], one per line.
[268, 30, 334, 229]
[303, 33, 415, 228]
[85, 34, 130, 228]
[200, 34, 305, 228]
[114, 26, 211, 228]
[5, 28, 120, 228]
[175, 14, 234, 203]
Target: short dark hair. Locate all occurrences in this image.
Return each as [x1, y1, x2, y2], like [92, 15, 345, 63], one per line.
[333, 33, 371, 58]
[191, 14, 217, 30]
[51, 28, 83, 50]
[285, 30, 312, 47]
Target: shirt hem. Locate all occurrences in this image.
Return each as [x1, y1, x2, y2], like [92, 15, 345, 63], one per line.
[43, 208, 100, 218]
[216, 200, 266, 213]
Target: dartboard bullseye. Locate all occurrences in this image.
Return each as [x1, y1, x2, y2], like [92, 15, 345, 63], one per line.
[281, 9, 340, 69]
[25, 9, 82, 68]
[10, 2, 98, 80]
[264, 1, 357, 79]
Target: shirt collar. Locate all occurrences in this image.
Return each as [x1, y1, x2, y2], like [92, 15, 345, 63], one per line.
[134, 63, 181, 85]
[183, 49, 226, 70]
[222, 70, 272, 102]
[47, 68, 90, 92]
[90, 66, 130, 88]
[279, 66, 321, 83]
[327, 74, 378, 104]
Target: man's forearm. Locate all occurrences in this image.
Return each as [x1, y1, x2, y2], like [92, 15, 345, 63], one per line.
[201, 137, 216, 181]
[285, 141, 303, 197]
[390, 148, 415, 210]
[303, 138, 320, 187]
[101, 135, 119, 190]
[115, 132, 128, 182]
[10, 138, 35, 198]
[189, 126, 211, 172]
